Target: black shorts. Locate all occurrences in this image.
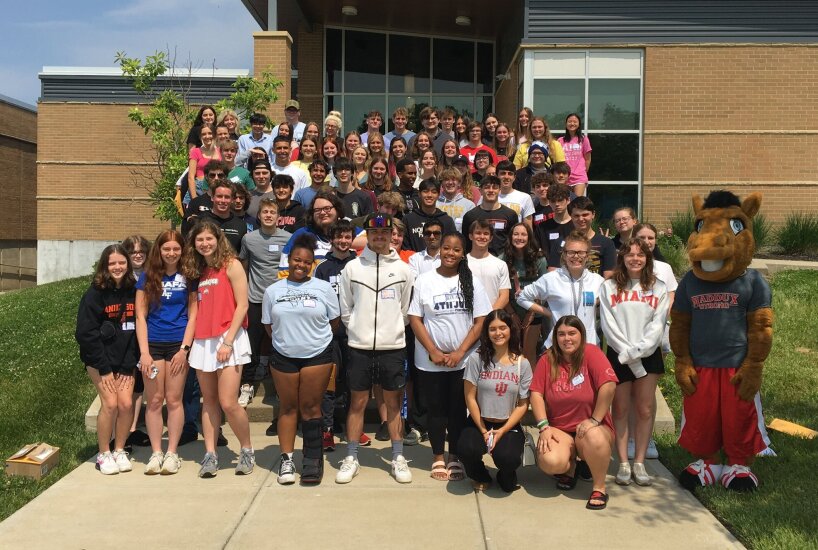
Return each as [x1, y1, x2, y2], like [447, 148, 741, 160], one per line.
[606, 346, 665, 384]
[347, 347, 407, 392]
[134, 369, 144, 393]
[148, 341, 183, 362]
[270, 343, 334, 374]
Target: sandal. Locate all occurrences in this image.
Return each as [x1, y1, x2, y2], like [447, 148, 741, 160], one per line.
[430, 460, 449, 481]
[447, 460, 465, 481]
[555, 471, 578, 491]
[586, 490, 609, 510]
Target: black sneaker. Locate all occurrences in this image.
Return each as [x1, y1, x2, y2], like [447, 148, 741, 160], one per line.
[126, 429, 151, 447]
[266, 421, 278, 436]
[178, 431, 198, 446]
[300, 457, 323, 485]
[217, 430, 228, 447]
[375, 421, 390, 441]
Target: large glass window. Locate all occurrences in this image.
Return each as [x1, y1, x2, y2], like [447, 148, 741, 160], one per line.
[325, 28, 493, 134]
[528, 50, 643, 221]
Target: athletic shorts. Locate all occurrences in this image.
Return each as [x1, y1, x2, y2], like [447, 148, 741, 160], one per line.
[148, 341, 183, 362]
[270, 343, 334, 374]
[678, 366, 767, 464]
[347, 347, 407, 392]
[134, 370, 144, 393]
[189, 327, 252, 372]
[607, 346, 665, 383]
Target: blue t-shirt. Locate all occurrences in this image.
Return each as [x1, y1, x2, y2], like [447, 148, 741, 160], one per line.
[261, 277, 340, 358]
[136, 272, 190, 342]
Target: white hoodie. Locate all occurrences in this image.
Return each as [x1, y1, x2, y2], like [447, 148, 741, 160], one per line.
[599, 278, 668, 378]
[339, 245, 415, 351]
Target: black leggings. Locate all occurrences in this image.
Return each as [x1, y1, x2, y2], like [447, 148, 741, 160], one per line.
[458, 418, 524, 487]
[243, 302, 268, 384]
[415, 368, 466, 456]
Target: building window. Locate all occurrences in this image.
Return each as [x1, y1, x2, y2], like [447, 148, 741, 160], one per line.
[525, 50, 643, 220]
[325, 28, 494, 135]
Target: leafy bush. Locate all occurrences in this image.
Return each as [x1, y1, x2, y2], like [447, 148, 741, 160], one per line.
[669, 209, 695, 245]
[657, 229, 689, 277]
[777, 212, 818, 255]
[752, 213, 772, 250]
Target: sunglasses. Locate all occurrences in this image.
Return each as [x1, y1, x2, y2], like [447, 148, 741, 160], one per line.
[423, 230, 442, 237]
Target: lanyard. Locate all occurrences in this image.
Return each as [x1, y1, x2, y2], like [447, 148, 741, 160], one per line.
[569, 271, 584, 316]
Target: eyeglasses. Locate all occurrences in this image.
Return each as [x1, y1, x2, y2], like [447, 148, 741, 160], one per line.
[423, 230, 442, 237]
[563, 250, 588, 258]
[130, 250, 145, 256]
[207, 172, 226, 178]
[314, 206, 335, 214]
[614, 216, 633, 224]
[365, 215, 392, 229]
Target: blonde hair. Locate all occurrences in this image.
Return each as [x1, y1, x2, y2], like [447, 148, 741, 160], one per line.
[325, 110, 343, 131]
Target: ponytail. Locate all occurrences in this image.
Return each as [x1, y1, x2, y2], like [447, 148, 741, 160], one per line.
[457, 257, 474, 314]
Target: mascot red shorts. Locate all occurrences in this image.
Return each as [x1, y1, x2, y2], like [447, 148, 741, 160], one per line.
[678, 367, 767, 464]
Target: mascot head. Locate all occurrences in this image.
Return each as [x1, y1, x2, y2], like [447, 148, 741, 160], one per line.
[688, 190, 761, 282]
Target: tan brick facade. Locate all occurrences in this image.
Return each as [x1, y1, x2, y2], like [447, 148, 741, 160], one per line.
[253, 31, 293, 127]
[1, 100, 37, 289]
[642, 45, 818, 226]
[295, 23, 325, 125]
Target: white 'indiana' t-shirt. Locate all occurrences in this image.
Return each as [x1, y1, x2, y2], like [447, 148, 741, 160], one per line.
[409, 270, 493, 373]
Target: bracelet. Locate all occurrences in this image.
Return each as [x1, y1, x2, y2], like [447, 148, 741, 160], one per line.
[535, 419, 549, 430]
[589, 416, 601, 426]
[222, 342, 234, 349]
[538, 426, 550, 433]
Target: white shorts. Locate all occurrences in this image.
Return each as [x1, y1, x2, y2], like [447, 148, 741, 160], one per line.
[189, 327, 252, 372]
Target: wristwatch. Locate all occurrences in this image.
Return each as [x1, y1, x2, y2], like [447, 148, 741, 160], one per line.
[181, 344, 191, 353]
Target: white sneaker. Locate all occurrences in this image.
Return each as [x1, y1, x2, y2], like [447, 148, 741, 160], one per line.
[112, 449, 132, 473]
[144, 451, 164, 475]
[632, 462, 652, 486]
[335, 456, 360, 484]
[161, 452, 181, 475]
[615, 462, 632, 485]
[392, 455, 412, 484]
[627, 439, 635, 460]
[277, 454, 296, 484]
[646, 439, 659, 459]
[96, 452, 118, 475]
[238, 384, 255, 408]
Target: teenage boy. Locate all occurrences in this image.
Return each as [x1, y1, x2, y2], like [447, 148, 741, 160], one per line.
[408, 106, 441, 152]
[271, 135, 310, 192]
[182, 160, 228, 236]
[435, 167, 474, 233]
[513, 140, 549, 194]
[534, 182, 573, 263]
[360, 110, 383, 146]
[220, 140, 254, 191]
[466, 219, 511, 310]
[272, 100, 305, 144]
[395, 158, 420, 213]
[547, 195, 616, 278]
[237, 113, 273, 167]
[551, 162, 572, 187]
[461, 175, 518, 255]
[401, 179, 456, 252]
[293, 159, 329, 209]
[338, 214, 415, 484]
[384, 107, 416, 148]
[496, 159, 535, 228]
[271, 174, 306, 234]
[246, 159, 275, 219]
[334, 157, 374, 219]
[472, 150, 493, 184]
[314, 220, 364, 451]
[436, 107, 456, 145]
[238, 199, 292, 407]
[203, 180, 246, 253]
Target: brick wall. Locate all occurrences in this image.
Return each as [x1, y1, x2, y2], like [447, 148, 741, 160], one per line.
[253, 31, 293, 127]
[643, 45, 818, 226]
[296, 23, 325, 124]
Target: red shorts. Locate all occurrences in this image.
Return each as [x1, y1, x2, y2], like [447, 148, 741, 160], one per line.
[678, 367, 766, 465]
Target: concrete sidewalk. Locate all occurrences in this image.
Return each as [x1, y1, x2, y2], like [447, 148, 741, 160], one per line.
[0, 423, 741, 550]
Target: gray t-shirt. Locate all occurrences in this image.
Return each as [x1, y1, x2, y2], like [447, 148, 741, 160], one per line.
[239, 228, 292, 303]
[673, 269, 771, 368]
[463, 353, 533, 420]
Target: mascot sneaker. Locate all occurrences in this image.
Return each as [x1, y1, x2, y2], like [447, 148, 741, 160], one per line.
[679, 459, 723, 491]
[720, 464, 759, 492]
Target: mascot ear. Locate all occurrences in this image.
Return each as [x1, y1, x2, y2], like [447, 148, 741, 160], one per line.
[692, 195, 704, 216]
[742, 193, 762, 219]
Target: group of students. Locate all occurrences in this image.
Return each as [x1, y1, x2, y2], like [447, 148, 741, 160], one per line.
[75, 101, 674, 510]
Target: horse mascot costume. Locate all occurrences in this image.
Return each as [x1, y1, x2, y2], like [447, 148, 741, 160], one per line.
[669, 190, 773, 492]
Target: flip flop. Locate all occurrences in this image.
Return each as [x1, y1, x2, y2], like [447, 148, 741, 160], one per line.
[447, 460, 465, 481]
[555, 471, 578, 491]
[586, 490, 609, 510]
[430, 460, 449, 481]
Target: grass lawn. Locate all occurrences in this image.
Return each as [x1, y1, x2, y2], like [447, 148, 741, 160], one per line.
[657, 269, 818, 550]
[0, 277, 97, 521]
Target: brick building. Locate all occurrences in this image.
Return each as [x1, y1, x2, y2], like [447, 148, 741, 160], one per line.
[37, 1, 818, 282]
[1, 95, 37, 290]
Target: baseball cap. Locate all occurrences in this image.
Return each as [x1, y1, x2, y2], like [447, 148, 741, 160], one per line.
[284, 99, 300, 110]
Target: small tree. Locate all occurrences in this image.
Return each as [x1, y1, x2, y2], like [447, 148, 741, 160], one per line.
[115, 50, 282, 223]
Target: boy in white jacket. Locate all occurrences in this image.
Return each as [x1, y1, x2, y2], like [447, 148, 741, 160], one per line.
[337, 214, 415, 484]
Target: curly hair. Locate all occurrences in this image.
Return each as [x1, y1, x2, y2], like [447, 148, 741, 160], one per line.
[92, 244, 134, 290]
[441, 232, 474, 313]
[307, 191, 344, 235]
[477, 309, 522, 372]
[504, 223, 541, 280]
[142, 230, 184, 308]
[182, 221, 236, 279]
[612, 238, 656, 294]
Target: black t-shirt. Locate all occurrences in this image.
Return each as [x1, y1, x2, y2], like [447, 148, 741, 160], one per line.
[336, 188, 374, 219]
[396, 187, 421, 214]
[277, 201, 307, 234]
[546, 230, 616, 275]
[182, 194, 214, 238]
[401, 209, 457, 252]
[203, 211, 247, 254]
[536, 216, 572, 264]
[461, 205, 519, 256]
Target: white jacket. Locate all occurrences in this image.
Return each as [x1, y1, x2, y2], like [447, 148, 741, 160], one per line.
[339, 246, 415, 350]
[599, 278, 668, 378]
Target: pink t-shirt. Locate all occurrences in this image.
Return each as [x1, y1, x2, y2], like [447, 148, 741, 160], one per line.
[557, 135, 592, 185]
[189, 147, 222, 178]
[530, 344, 617, 433]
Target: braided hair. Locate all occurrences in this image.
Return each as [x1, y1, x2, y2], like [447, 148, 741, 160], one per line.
[441, 232, 474, 314]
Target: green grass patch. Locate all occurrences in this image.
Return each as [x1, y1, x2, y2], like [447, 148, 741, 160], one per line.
[0, 277, 98, 521]
[658, 269, 818, 549]
[776, 212, 818, 255]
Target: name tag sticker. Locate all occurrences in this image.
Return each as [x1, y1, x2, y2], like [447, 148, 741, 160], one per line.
[329, 275, 339, 284]
[121, 322, 135, 331]
[534, 214, 544, 222]
[571, 373, 585, 386]
[494, 221, 505, 230]
[549, 232, 560, 240]
[268, 244, 279, 252]
[380, 289, 397, 300]
[582, 291, 595, 306]
[303, 299, 316, 308]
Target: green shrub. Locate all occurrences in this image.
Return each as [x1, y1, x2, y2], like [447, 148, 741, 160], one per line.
[669, 209, 695, 245]
[657, 230, 689, 277]
[752, 213, 772, 250]
[777, 212, 818, 255]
